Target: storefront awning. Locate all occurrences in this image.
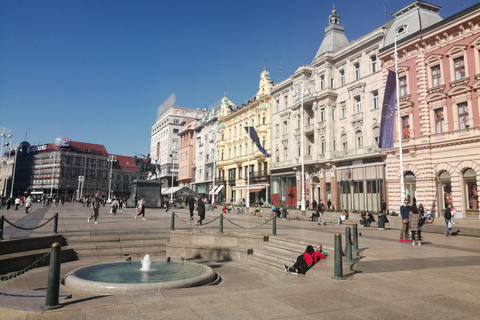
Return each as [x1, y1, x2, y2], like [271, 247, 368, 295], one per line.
[231, 184, 269, 193]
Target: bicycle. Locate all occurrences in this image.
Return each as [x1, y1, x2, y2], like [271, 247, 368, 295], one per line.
[423, 212, 434, 224]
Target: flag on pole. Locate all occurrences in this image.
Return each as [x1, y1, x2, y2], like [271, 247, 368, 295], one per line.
[244, 126, 271, 157]
[378, 70, 397, 149]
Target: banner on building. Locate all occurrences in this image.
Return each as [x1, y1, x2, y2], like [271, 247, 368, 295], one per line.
[378, 70, 397, 149]
[244, 126, 270, 157]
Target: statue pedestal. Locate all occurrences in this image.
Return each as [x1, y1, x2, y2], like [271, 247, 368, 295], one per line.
[127, 180, 163, 208]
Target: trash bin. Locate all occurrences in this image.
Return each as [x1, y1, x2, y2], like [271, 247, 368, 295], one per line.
[377, 214, 386, 229]
[281, 208, 287, 219]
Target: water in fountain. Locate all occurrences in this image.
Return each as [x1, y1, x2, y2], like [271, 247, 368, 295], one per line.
[140, 254, 151, 271]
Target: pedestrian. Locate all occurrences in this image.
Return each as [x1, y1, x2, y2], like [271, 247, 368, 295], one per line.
[381, 199, 387, 213]
[88, 192, 101, 224]
[195, 197, 206, 227]
[24, 195, 33, 214]
[451, 204, 456, 224]
[444, 204, 453, 236]
[399, 199, 411, 242]
[317, 200, 326, 225]
[188, 196, 196, 220]
[327, 199, 332, 210]
[409, 204, 422, 245]
[111, 198, 119, 215]
[305, 199, 310, 210]
[135, 196, 147, 220]
[312, 199, 317, 211]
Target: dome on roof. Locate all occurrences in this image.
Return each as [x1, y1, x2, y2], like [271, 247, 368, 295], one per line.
[19, 141, 30, 152]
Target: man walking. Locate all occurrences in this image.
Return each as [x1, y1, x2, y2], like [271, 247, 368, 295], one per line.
[88, 192, 101, 224]
[399, 199, 411, 242]
[317, 200, 326, 225]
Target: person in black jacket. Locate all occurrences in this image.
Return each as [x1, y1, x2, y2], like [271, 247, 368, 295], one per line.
[188, 196, 196, 220]
[399, 199, 411, 242]
[444, 204, 452, 236]
[196, 197, 206, 228]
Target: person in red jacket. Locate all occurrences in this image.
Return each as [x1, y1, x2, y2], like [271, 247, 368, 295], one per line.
[283, 245, 327, 274]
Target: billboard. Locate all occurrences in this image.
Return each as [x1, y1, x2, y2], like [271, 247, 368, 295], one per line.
[55, 138, 71, 147]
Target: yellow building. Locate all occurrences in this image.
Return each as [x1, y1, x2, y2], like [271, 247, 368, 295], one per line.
[216, 68, 273, 206]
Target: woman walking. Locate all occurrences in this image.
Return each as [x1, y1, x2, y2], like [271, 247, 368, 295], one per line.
[135, 196, 147, 220]
[195, 197, 206, 228]
[409, 204, 422, 245]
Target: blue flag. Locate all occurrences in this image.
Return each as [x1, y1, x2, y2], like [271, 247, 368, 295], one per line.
[379, 70, 397, 149]
[244, 126, 271, 157]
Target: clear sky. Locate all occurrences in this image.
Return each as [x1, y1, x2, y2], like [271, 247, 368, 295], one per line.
[0, 0, 474, 156]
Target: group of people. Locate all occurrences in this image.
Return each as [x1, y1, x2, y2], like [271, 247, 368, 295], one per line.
[359, 211, 376, 227]
[399, 199, 429, 244]
[309, 200, 326, 225]
[284, 244, 329, 274]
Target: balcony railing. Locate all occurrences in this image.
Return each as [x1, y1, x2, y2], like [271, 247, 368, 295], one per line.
[331, 145, 380, 159]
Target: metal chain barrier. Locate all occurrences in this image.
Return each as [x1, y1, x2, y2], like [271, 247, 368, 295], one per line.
[224, 216, 273, 229]
[0, 251, 51, 281]
[173, 212, 273, 229]
[3, 214, 56, 231]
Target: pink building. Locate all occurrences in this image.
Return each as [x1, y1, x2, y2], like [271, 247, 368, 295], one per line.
[378, 2, 480, 218]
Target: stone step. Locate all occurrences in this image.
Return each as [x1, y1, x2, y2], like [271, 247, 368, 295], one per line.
[76, 249, 167, 260]
[0, 247, 76, 274]
[64, 231, 171, 244]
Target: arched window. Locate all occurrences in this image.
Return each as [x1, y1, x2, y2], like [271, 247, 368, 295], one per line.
[373, 126, 380, 145]
[355, 130, 363, 148]
[464, 169, 478, 211]
[341, 134, 348, 150]
[439, 171, 451, 210]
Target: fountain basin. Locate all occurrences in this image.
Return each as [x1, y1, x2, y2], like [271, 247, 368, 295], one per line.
[63, 261, 217, 295]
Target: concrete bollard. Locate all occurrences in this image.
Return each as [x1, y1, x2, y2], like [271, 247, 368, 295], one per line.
[345, 227, 354, 262]
[219, 214, 224, 234]
[352, 223, 359, 250]
[170, 211, 175, 231]
[42, 242, 63, 310]
[51, 213, 58, 234]
[272, 215, 277, 236]
[332, 233, 346, 280]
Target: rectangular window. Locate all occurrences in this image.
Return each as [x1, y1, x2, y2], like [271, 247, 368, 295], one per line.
[297, 114, 301, 129]
[341, 104, 347, 119]
[458, 102, 469, 130]
[354, 96, 361, 113]
[320, 108, 326, 122]
[173, 129, 179, 134]
[275, 99, 279, 113]
[283, 121, 288, 134]
[454, 57, 465, 80]
[372, 91, 379, 110]
[402, 116, 410, 139]
[275, 124, 279, 138]
[399, 76, 407, 96]
[321, 140, 326, 154]
[435, 108, 444, 134]
[340, 70, 345, 86]
[228, 168, 236, 180]
[431, 65, 441, 87]
[320, 75, 325, 90]
[370, 56, 377, 73]
[354, 63, 360, 80]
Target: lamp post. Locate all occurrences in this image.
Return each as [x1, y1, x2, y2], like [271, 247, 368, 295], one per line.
[394, 28, 407, 204]
[107, 155, 117, 200]
[10, 143, 18, 198]
[292, 79, 310, 211]
[0, 128, 11, 167]
[169, 148, 177, 204]
[3, 134, 13, 197]
[209, 129, 222, 206]
[246, 108, 251, 209]
[50, 154, 58, 198]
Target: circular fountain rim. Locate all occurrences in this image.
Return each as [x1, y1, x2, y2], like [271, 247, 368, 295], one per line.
[63, 261, 217, 295]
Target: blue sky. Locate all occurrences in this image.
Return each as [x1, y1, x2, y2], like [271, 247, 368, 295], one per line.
[0, 0, 473, 156]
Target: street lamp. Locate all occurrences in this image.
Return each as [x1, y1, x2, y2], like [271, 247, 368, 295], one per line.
[107, 154, 117, 200]
[292, 79, 311, 211]
[10, 142, 18, 198]
[0, 128, 11, 167]
[169, 148, 177, 204]
[209, 129, 222, 206]
[50, 154, 59, 198]
[394, 27, 407, 204]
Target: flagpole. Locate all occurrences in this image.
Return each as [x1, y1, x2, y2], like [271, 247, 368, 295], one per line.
[394, 35, 405, 204]
[246, 105, 251, 208]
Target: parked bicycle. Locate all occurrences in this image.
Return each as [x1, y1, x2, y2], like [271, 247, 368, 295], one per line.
[423, 212, 434, 224]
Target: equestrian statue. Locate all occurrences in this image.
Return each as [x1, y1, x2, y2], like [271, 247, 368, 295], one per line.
[134, 153, 161, 179]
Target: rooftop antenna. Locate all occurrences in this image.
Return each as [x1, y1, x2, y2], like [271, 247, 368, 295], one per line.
[384, 0, 388, 23]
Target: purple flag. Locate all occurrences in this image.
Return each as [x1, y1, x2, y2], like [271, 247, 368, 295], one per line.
[244, 126, 271, 157]
[379, 70, 397, 149]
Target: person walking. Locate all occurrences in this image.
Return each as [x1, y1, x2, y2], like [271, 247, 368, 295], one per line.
[111, 198, 119, 215]
[409, 204, 422, 245]
[317, 200, 326, 225]
[135, 196, 146, 220]
[14, 197, 20, 211]
[444, 204, 452, 236]
[400, 199, 411, 242]
[188, 196, 196, 220]
[88, 192, 101, 224]
[195, 197, 206, 227]
[24, 195, 33, 214]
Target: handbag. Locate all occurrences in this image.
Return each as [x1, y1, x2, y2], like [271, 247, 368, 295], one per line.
[137, 206, 142, 213]
[447, 221, 453, 229]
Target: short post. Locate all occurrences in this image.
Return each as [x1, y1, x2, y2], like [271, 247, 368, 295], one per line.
[0, 215, 4, 240]
[51, 213, 58, 234]
[272, 215, 277, 236]
[42, 242, 63, 310]
[218, 214, 224, 234]
[345, 227, 354, 262]
[332, 233, 346, 280]
[352, 223, 358, 250]
[170, 211, 175, 231]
